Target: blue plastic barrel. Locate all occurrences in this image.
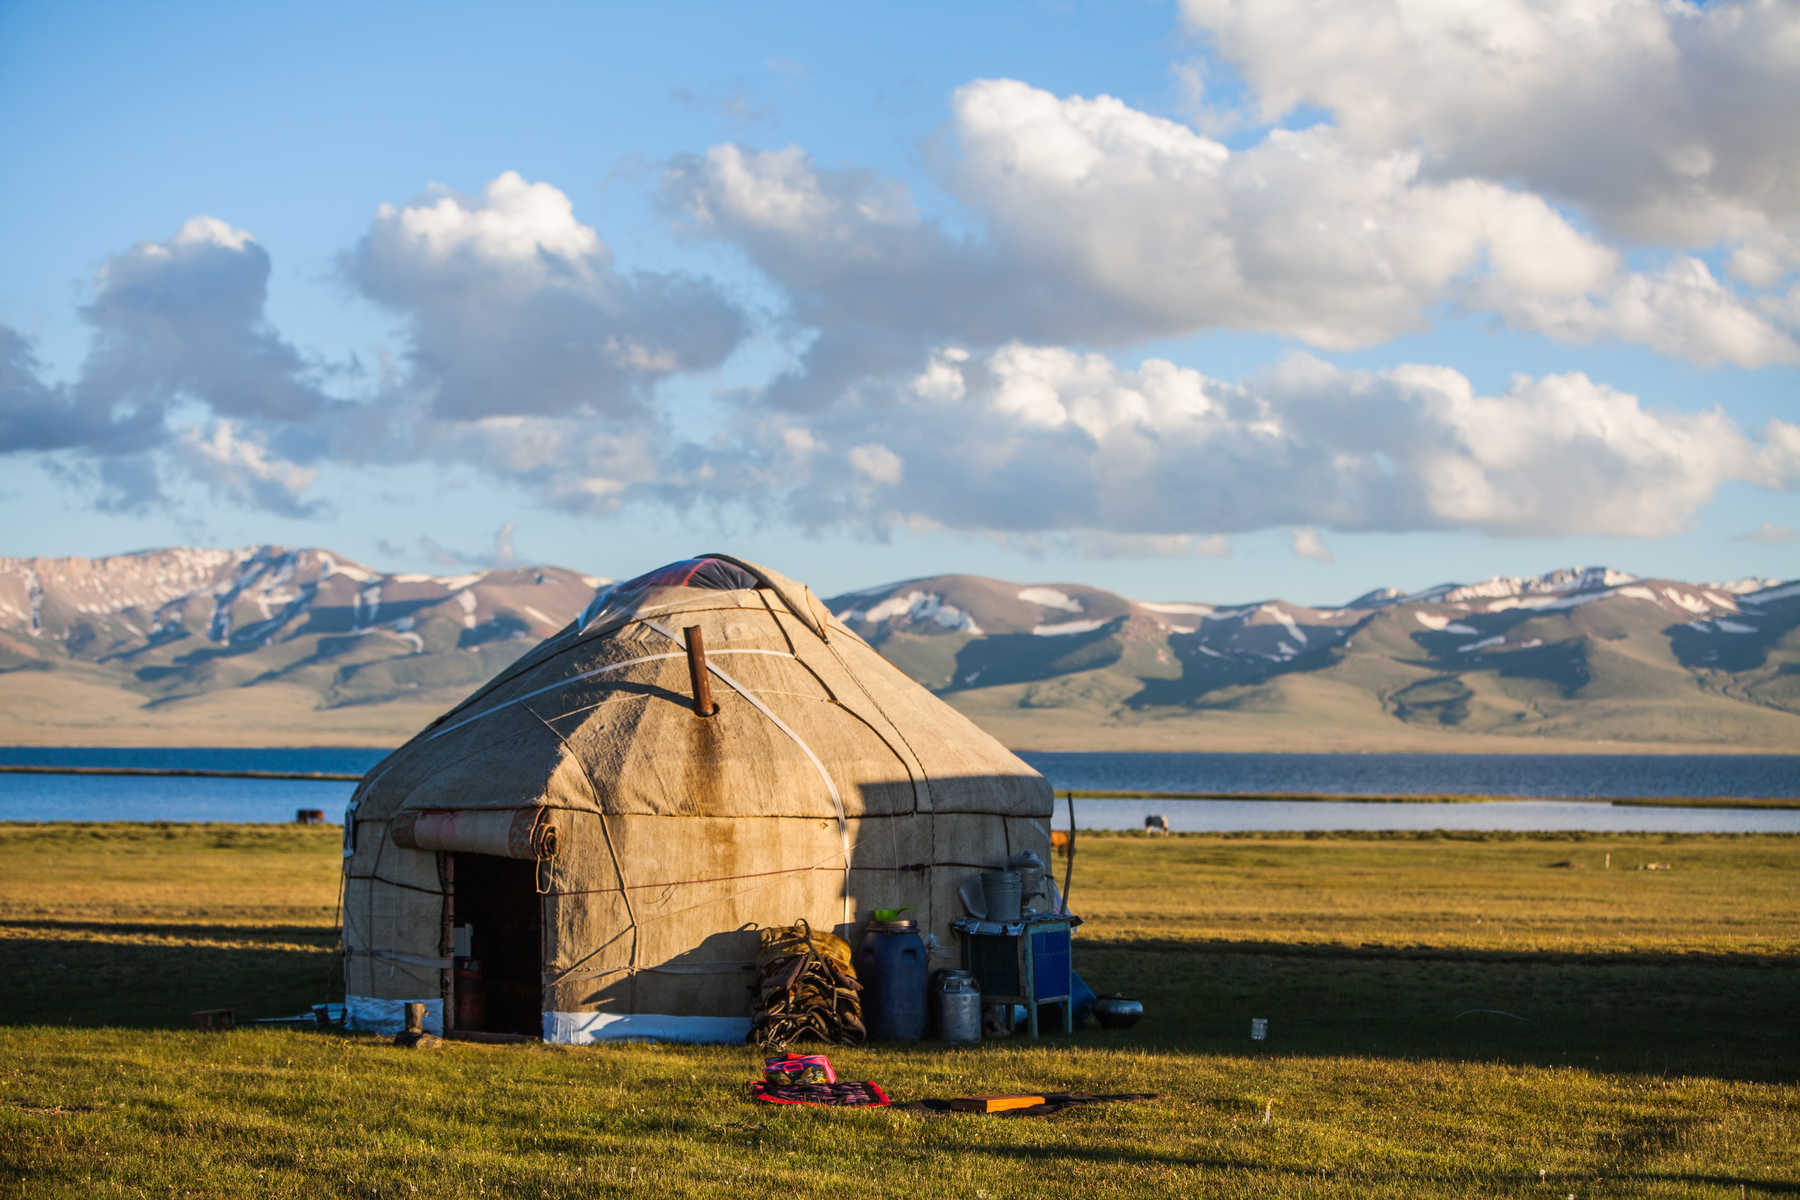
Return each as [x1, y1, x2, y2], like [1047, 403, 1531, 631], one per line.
[855, 919, 928, 1042]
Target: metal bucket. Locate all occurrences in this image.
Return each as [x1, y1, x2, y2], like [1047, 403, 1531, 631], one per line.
[979, 870, 1022, 923]
[1008, 851, 1046, 909]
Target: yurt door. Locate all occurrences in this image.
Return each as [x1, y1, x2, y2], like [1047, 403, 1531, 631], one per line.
[448, 852, 542, 1036]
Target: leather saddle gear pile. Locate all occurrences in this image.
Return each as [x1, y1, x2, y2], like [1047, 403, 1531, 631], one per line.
[749, 920, 866, 1047]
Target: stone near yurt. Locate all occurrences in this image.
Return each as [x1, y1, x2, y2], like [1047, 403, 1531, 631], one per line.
[341, 555, 1052, 1043]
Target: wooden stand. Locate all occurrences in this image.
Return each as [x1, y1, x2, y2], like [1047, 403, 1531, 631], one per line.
[952, 915, 1079, 1037]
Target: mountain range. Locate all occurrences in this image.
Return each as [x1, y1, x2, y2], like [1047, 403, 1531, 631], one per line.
[2, 546, 1797, 752]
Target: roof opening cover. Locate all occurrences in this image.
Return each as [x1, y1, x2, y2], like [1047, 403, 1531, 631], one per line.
[575, 554, 829, 641]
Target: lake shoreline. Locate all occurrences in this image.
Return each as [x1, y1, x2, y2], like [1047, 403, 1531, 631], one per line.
[1061, 787, 1800, 809]
[5, 745, 1797, 829]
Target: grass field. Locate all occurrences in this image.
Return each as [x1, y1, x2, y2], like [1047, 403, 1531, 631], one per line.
[2, 823, 1797, 1197]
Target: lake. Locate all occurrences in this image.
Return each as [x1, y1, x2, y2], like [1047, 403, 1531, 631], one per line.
[1019, 750, 1800, 833]
[2, 746, 1797, 832]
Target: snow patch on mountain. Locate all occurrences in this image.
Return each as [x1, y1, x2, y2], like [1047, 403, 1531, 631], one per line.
[1019, 587, 1082, 612]
[1663, 588, 1711, 615]
[1717, 577, 1781, 595]
[1481, 593, 1600, 614]
[848, 590, 984, 634]
[1265, 606, 1308, 646]
[1412, 566, 1637, 606]
[318, 554, 378, 584]
[1743, 581, 1800, 606]
[1033, 618, 1109, 636]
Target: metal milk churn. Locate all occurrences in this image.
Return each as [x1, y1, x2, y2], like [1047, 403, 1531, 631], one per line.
[934, 969, 982, 1045]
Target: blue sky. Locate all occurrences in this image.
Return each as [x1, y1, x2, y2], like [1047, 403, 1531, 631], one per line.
[2, 0, 1796, 605]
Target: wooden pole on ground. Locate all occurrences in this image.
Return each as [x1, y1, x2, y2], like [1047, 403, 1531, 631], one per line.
[1061, 791, 1076, 913]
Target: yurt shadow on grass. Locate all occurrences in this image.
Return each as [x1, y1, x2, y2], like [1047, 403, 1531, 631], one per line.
[342, 556, 1053, 1042]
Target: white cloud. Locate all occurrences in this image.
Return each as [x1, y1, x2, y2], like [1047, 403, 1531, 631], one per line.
[1750, 418, 1800, 490]
[1081, 532, 1232, 559]
[668, 80, 1795, 372]
[345, 171, 746, 420]
[1178, 0, 1800, 245]
[1482, 255, 1797, 368]
[368, 171, 601, 268]
[848, 442, 904, 486]
[949, 79, 1794, 363]
[81, 215, 329, 426]
[713, 343, 1796, 540]
[5, 174, 752, 519]
[2, 216, 331, 509]
[1290, 527, 1334, 562]
[174, 420, 320, 517]
[168, 215, 255, 253]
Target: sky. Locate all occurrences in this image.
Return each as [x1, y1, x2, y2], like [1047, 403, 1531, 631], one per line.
[2, 0, 1797, 605]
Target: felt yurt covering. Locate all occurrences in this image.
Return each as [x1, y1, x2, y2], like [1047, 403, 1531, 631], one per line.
[342, 555, 1053, 1042]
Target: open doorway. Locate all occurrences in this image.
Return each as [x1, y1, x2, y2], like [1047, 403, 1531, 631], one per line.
[448, 853, 542, 1036]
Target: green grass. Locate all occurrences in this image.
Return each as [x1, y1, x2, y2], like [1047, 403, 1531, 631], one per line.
[0, 823, 342, 1028]
[1066, 789, 1800, 808]
[3, 824, 1798, 1198]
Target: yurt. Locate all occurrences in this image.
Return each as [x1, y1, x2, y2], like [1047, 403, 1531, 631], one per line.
[342, 555, 1053, 1042]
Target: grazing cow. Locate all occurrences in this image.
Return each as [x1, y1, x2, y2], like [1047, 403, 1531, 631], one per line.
[1050, 829, 1072, 855]
[1144, 814, 1168, 835]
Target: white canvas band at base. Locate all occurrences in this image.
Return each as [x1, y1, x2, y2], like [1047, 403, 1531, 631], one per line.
[543, 1011, 752, 1044]
[345, 994, 444, 1036]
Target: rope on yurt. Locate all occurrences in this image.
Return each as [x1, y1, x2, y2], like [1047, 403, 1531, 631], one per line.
[749, 592, 918, 914]
[341, 872, 445, 896]
[819, 633, 932, 919]
[421, 647, 793, 745]
[344, 949, 453, 970]
[645, 619, 854, 927]
[525, 705, 641, 987]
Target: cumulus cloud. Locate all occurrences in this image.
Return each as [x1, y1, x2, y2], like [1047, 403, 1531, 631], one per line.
[2, 216, 327, 463]
[173, 420, 322, 517]
[5, 174, 756, 520]
[0, 326, 114, 453]
[7, 88, 1793, 557]
[1290, 527, 1333, 563]
[702, 343, 1799, 541]
[82, 216, 331, 425]
[343, 170, 746, 420]
[668, 81, 1796, 376]
[1178, 0, 1800, 245]
[2, 217, 333, 511]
